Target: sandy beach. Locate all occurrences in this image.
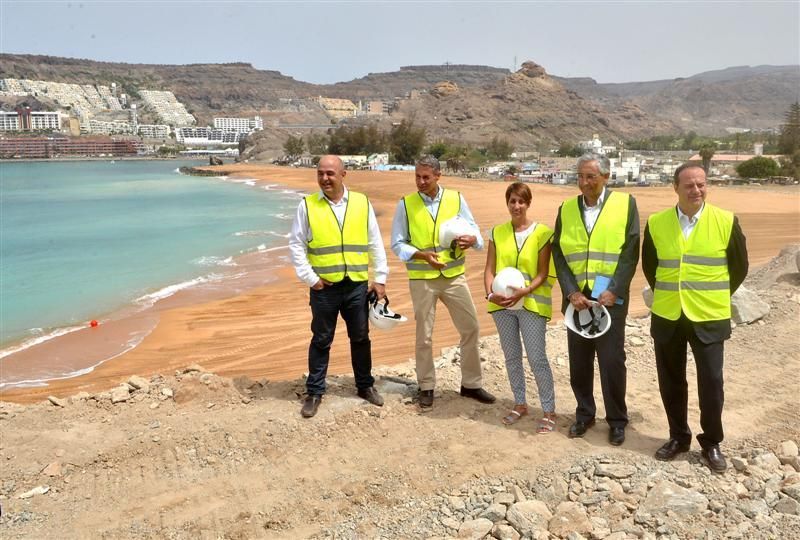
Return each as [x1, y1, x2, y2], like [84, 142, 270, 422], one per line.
[2, 164, 798, 403]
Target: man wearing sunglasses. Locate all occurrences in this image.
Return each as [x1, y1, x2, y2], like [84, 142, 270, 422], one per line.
[552, 153, 640, 446]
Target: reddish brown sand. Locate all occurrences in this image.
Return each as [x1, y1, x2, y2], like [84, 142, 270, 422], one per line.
[3, 164, 798, 403]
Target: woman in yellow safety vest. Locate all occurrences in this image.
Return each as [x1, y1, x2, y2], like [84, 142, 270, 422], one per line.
[483, 182, 557, 433]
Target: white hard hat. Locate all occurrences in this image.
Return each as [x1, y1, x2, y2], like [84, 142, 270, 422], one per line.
[438, 216, 476, 249]
[491, 267, 526, 310]
[564, 302, 611, 339]
[368, 295, 408, 331]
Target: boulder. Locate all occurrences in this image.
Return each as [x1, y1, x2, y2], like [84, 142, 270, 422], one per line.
[480, 503, 508, 523]
[731, 286, 770, 324]
[640, 480, 709, 516]
[458, 518, 493, 539]
[548, 502, 592, 537]
[594, 463, 636, 479]
[518, 61, 547, 78]
[110, 385, 130, 403]
[491, 523, 520, 540]
[506, 500, 552, 536]
[431, 81, 459, 98]
[127, 375, 150, 393]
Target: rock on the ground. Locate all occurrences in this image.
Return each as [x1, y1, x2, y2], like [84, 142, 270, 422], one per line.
[127, 375, 150, 393]
[731, 286, 770, 324]
[548, 501, 592, 537]
[492, 523, 520, 540]
[110, 385, 130, 403]
[480, 503, 508, 522]
[47, 395, 65, 407]
[594, 463, 636, 479]
[640, 480, 709, 516]
[779, 440, 799, 458]
[506, 500, 552, 536]
[458, 517, 493, 539]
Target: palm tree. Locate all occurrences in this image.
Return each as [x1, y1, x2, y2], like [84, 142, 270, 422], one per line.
[699, 145, 716, 174]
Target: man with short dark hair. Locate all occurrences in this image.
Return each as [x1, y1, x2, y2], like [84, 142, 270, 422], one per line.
[552, 153, 640, 446]
[643, 163, 748, 472]
[289, 155, 388, 418]
[391, 155, 495, 408]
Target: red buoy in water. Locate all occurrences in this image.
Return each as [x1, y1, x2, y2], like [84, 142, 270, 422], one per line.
[90, 320, 99, 328]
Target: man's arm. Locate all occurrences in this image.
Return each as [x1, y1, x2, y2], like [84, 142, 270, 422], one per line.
[551, 204, 580, 298]
[288, 201, 321, 287]
[727, 216, 749, 294]
[641, 223, 657, 290]
[367, 201, 388, 285]
[607, 195, 641, 299]
[390, 199, 418, 262]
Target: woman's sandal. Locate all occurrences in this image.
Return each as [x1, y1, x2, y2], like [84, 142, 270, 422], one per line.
[537, 413, 557, 434]
[502, 407, 528, 425]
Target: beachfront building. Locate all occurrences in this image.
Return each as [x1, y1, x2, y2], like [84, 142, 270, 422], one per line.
[175, 127, 240, 146]
[137, 124, 171, 139]
[0, 109, 64, 132]
[0, 136, 143, 159]
[213, 116, 263, 133]
[317, 96, 358, 120]
[88, 119, 134, 135]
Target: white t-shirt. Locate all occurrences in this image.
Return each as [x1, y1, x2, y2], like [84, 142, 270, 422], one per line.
[489, 222, 538, 251]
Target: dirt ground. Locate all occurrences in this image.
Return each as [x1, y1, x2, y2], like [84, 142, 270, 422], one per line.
[1, 244, 799, 538]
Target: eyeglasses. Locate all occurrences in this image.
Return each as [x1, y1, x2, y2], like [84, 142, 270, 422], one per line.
[576, 174, 599, 181]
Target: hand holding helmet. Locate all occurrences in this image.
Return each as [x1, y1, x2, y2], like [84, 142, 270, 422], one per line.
[564, 301, 611, 339]
[491, 267, 526, 310]
[367, 292, 408, 331]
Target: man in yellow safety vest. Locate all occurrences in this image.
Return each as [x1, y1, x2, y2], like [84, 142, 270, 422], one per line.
[289, 155, 389, 418]
[643, 163, 748, 473]
[391, 155, 496, 409]
[552, 153, 640, 446]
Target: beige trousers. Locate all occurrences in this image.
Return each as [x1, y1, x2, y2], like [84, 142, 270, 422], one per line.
[408, 274, 483, 391]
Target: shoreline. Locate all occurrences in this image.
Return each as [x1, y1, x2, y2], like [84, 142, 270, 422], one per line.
[0, 167, 303, 392]
[2, 163, 798, 404]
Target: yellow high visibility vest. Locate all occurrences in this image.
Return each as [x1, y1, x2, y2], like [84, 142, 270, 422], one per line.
[305, 191, 370, 283]
[403, 189, 465, 279]
[488, 222, 557, 319]
[558, 191, 630, 292]
[648, 203, 733, 321]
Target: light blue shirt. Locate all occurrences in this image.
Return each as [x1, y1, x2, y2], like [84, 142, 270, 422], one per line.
[391, 185, 483, 262]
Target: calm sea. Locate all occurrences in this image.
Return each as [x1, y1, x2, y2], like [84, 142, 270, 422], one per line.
[0, 159, 300, 356]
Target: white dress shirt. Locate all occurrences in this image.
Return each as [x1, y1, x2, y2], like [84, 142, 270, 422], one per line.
[391, 185, 484, 262]
[677, 202, 705, 239]
[582, 187, 607, 233]
[289, 187, 388, 287]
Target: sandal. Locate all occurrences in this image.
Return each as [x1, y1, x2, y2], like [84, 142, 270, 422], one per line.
[537, 413, 557, 434]
[502, 406, 527, 425]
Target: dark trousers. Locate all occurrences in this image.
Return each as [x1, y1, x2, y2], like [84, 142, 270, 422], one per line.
[307, 278, 374, 396]
[654, 315, 725, 449]
[568, 303, 628, 428]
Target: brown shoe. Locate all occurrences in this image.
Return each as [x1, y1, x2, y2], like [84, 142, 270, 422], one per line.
[357, 387, 384, 407]
[418, 389, 434, 408]
[301, 394, 322, 418]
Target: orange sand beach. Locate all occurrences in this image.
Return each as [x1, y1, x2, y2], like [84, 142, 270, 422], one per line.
[2, 164, 798, 403]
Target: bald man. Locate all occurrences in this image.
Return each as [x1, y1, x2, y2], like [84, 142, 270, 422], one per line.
[288, 155, 389, 417]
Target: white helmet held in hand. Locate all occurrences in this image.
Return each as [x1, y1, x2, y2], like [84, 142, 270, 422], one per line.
[491, 267, 526, 310]
[564, 302, 611, 339]
[438, 216, 476, 250]
[368, 294, 408, 331]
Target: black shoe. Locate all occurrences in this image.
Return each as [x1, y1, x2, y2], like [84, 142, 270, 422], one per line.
[357, 386, 384, 407]
[701, 445, 727, 473]
[301, 394, 322, 418]
[459, 386, 496, 404]
[418, 389, 434, 408]
[609, 427, 625, 446]
[655, 439, 691, 461]
[568, 418, 596, 438]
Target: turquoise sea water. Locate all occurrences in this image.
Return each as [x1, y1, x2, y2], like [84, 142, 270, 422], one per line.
[0, 160, 299, 352]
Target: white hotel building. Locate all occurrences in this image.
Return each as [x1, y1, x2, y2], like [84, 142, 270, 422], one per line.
[213, 116, 263, 133]
[0, 110, 63, 132]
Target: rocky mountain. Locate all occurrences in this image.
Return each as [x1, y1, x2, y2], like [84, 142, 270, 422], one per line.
[1, 54, 797, 147]
[556, 65, 800, 133]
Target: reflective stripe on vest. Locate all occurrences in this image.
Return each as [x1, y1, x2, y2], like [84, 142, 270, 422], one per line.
[558, 192, 630, 291]
[305, 191, 370, 282]
[488, 221, 556, 319]
[648, 203, 733, 322]
[403, 189, 465, 279]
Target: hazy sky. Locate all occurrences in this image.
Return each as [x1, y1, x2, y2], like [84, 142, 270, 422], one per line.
[1, 1, 798, 84]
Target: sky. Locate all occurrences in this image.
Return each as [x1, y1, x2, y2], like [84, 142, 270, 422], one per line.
[1, 1, 798, 84]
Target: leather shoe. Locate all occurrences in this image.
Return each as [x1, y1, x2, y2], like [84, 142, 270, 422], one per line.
[701, 445, 727, 473]
[609, 427, 625, 446]
[301, 394, 322, 418]
[357, 386, 384, 407]
[459, 386, 496, 404]
[655, 439, 691, 461]
[568, 418, 596, 438]
[418, 389, 434, 408]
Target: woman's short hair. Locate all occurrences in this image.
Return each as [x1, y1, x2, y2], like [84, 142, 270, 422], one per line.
[505, 182, 532, 205]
